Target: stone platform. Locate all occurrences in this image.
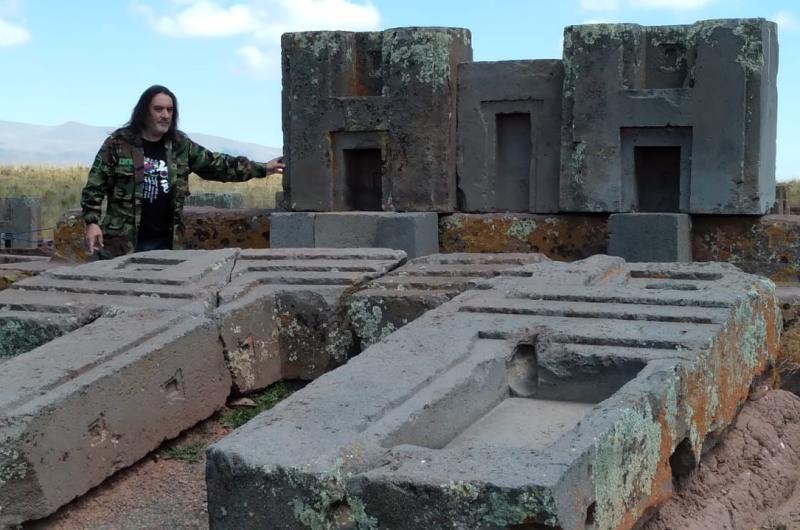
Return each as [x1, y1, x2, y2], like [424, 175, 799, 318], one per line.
[0, 248, 405, 527]
[207, 256, 780, 530]
[349, 252, 550, 348]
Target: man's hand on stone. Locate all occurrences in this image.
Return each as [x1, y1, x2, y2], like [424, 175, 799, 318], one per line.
[266, 156, 285, 174]
[85, 223, 104, 254]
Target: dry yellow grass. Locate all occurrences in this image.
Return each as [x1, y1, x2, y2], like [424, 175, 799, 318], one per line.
[0, 165, 282, 236]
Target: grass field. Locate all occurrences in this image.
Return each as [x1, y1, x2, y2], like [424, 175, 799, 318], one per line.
[0, 165, 282, 235]
[2, 165, 798, 237]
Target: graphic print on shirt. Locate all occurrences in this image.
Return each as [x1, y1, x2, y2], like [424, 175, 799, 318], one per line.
[143, 156, 169, 203]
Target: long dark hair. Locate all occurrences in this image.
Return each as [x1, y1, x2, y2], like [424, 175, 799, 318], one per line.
[126, 85, 179, 140]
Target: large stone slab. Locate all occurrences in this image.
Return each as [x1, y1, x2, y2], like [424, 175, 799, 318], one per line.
[458, 60, 562, 213]
[0, 249, 239, 358]
[271, 212, 438, 258]
[207, 256, 780, 530]
[561, 19, 778, 214]
[214, 248, 406, 393]
[281, 27, 472, 212]
[0, 247, 405, 526]
[439, 213, 608, 258]
[609, 213, 691, 262]
[0, 311, 231, 527]
[349, 252, 549, 348]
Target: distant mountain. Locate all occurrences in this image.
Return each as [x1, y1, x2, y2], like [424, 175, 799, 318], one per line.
[0, 120, 282, 166]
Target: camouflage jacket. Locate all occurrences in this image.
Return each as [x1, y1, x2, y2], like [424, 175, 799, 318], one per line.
[81, 127, 267, 257]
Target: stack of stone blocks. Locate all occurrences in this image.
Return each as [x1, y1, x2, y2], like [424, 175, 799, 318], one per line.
[0, 198, 41, 250]
[276, 19, 778, 263]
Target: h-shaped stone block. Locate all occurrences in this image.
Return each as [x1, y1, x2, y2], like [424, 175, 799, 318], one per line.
[207, 256, 780, 530]
[281, 27, 472, 212]
[0, 248, 406, 526]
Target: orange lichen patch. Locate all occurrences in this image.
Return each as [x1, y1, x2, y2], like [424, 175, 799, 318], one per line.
[778, 317, 800, 382]
[439, 213, 608, 259]
[692, 215, 800, 281]
[53, 208, 270, 261]
[181, 208, 270, 250]
[52, 210, 89, 262]
[682, 290, 779, 450]
[617, 408, 678, 530]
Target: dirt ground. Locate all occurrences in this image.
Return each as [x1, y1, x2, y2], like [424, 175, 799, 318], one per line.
[642, 389, 800, 530]
[23, 389, 800, 530]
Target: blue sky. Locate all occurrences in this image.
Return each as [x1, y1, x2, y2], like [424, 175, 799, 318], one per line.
[1, 0, 798, 180]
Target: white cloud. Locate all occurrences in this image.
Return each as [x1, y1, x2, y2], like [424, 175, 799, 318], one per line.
[132, 0, 380, 75]
[153, 1, 259, 37]
[237, 44, 265, 69]
[773, 10, 798, 32]
[582, 0, 713, 11]
[0, 16, 29, 46]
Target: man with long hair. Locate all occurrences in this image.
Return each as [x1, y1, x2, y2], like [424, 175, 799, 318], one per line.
[80, 85, 284, 257]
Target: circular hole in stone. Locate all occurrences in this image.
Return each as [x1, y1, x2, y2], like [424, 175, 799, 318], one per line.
[508, 341, 538, 397]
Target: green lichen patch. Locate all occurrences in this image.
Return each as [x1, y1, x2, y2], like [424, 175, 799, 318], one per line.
[0, 447, 28, 487]
[506, 219, 537, 241]
[0, 318, 66, 358]
[592, 403, 662, 530]
[348, 297, 395, 348]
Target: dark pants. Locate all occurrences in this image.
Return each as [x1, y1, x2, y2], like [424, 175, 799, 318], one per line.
[135, 234, 172, 252]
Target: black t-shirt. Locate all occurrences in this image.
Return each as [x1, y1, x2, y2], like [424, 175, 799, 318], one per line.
[138, 138, 172, 242]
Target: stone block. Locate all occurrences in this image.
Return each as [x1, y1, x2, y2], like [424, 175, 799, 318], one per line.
[0, 311, 231, 527]
[268, 212, 315, 248]
[692, 215, 800, 281]
[215, 248, 406, 393]
[439, 212, 608, 258]
[608, 213, 691, 262]
[457, 60, 562, 213]
[179, 207, 270, 250]
[0, 247, 406, 523]
[207, 256, 780, 530]
[0, 249, 238, 359]
[282, 28, 472, 212]
[184, 192, 245, 209]
[561, 19, 778, 214]
[271, 212, 439, 258]
[0, 197, 41, 250]
[349, 252, 549, 348]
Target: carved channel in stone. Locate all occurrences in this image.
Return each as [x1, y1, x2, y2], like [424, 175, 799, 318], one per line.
[511, 292, 732, 308]
[459, 305, 715, 324]
[629, 270, 724, 281]
[379, 336, 645, 453]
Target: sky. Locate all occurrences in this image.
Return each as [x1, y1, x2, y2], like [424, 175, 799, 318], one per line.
[1, 0, 799, 180]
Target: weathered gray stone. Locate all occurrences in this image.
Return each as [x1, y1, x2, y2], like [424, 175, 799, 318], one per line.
[0, 197, 41, 250]
[268, 212, 315, 248]
[214, 248, 406, 393]
[608, 213, 692, 262]
[0, 310, 231, 527]
[270, 212, 438, 258]
[0, 247, 406, 525]
[349, 253, 550, 348]
[207, 256, 780, 530]
[457, 60, 563, 213]
[281, 27, 472, 212]
[561, 19, 778, 214]
[185, 192, 245, 209]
